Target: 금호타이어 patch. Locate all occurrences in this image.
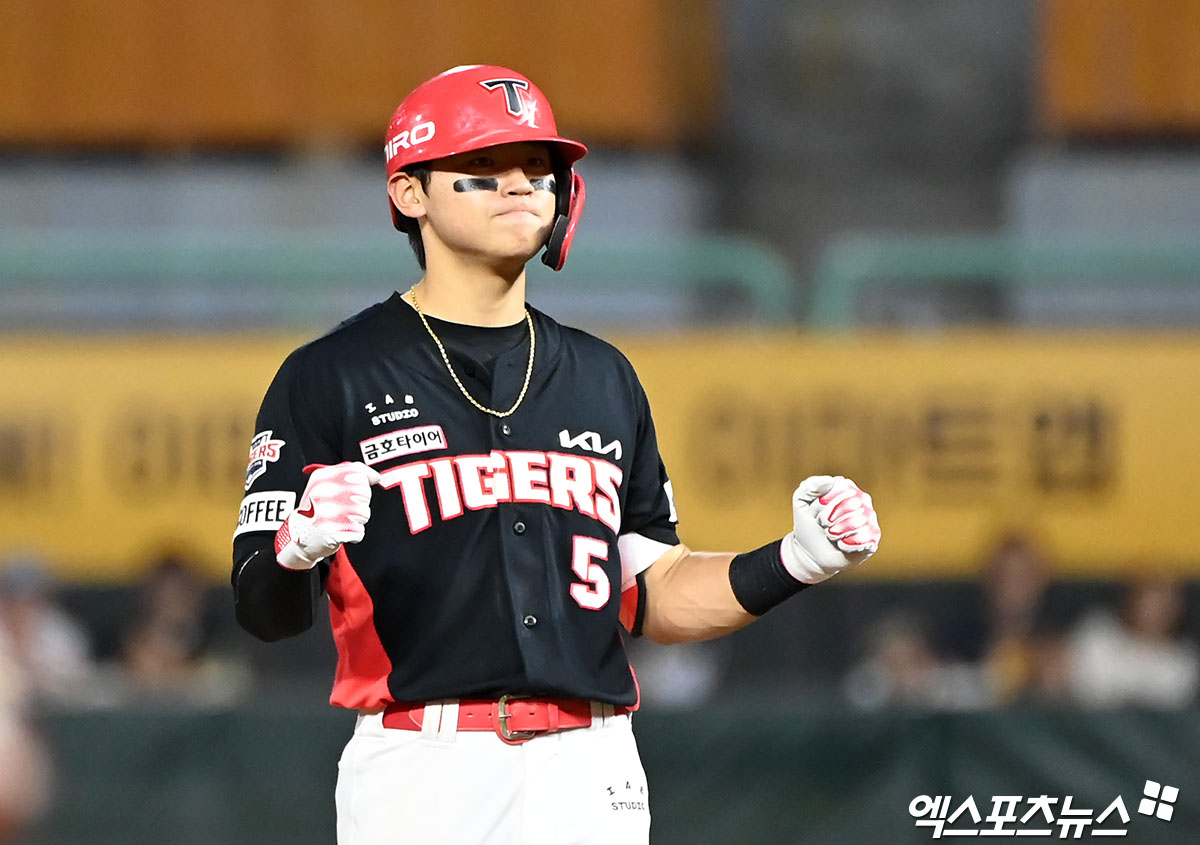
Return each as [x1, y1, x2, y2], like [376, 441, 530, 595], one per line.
[245, 430, 285, 490]
[360, 425, 448, 465]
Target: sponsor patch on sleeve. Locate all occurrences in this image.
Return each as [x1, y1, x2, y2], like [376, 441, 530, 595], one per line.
[234, 491, 297, 538]
[360, 425, 447, 465]
[245, 430, 286, 490]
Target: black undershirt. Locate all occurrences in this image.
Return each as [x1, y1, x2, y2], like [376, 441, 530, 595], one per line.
[421, 313, 531, 391]
[423, 313, 529, 369]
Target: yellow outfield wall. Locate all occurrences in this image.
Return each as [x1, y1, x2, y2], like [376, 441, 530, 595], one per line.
[1, 332, 1197, 582]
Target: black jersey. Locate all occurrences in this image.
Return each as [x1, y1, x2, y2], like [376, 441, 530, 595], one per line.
[232, 293, 679, 709]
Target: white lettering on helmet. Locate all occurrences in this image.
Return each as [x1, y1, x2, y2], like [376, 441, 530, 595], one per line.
[385, 121, 436, 160]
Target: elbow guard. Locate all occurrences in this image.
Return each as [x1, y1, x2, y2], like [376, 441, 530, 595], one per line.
[232, 549, 323, 642]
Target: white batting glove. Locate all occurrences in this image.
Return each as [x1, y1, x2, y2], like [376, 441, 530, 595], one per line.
[274, 462, 382, 570]
[780, 475, 881, 585]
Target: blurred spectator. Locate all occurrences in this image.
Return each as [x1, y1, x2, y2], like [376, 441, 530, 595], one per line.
[973, 534, 1063, 705]
[109, 552, 252, 708]
[1010, 630, 1075, 707]
[1066, 573, 1200, 708]
[843, 611, 989, 711]
[0, 553, 95, 705]
[0, 625, 51, 842]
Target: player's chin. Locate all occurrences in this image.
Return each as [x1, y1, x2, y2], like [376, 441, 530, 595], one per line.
[476, 241, 541, 271]
[494, 212, 552, 236]
[493, 225, 553, 260]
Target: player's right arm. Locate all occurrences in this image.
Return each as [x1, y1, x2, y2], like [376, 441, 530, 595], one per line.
[607, 365, 881, 644]
[231, 347, 357, 642]
[637, 475, 880, 643]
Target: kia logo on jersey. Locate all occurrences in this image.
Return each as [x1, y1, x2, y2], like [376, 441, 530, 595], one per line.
[559, 429, 622, 461]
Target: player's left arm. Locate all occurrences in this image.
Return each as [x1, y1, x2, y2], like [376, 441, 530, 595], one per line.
[636, 475, 880, 644]
[614, 364, 879, 644]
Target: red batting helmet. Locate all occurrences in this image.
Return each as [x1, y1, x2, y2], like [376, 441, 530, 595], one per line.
[385, 65, 588, 271]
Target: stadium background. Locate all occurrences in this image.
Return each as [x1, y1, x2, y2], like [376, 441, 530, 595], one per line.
[3, 1, 1200, 842]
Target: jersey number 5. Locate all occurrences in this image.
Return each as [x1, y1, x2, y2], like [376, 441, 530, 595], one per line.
[570, 536, 611, 610]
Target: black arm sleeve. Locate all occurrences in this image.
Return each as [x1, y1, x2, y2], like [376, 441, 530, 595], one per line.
[233, 550, 328, 642]
[231, 345, 341, 641]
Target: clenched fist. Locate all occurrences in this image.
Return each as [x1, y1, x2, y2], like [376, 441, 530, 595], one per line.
[275, 462, 381, 570]
[780, 475, 880, 585]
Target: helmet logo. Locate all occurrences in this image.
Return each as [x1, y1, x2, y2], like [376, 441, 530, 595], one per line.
[480, 78, 539, 128]
[385, 120, 436, 160]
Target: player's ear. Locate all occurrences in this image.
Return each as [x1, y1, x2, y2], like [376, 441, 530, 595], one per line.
[389, 172, 428, 221]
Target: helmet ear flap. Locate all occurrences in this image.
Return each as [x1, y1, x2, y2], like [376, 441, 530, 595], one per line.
[541, 171, 585, 272]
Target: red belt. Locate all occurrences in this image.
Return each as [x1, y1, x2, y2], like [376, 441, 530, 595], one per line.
[382, 695, 630, 745]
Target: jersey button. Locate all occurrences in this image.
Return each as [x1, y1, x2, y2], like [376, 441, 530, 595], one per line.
[513, 521, 526, 535]
[523, 614, 538, 628]
[501, 424, 512, 436]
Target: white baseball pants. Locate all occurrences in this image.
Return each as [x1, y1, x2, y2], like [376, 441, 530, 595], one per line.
[335, 702, 651, 845]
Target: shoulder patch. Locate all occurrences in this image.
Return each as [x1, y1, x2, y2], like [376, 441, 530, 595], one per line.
[245, 430, 285, 490]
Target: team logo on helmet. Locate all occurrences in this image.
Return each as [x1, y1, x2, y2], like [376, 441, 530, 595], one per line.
[480, 78, 539, 128]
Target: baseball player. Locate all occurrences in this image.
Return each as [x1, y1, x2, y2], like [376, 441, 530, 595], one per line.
[232, 65, 881, 845]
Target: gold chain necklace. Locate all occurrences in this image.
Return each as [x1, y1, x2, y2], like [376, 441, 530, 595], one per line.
[409, 286, 535, 418]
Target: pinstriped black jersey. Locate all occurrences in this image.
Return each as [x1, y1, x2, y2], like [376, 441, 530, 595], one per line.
[232, 293, 679, 708]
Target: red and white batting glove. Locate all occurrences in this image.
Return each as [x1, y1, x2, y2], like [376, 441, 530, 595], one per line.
[275, 462, 382, 571]
[781, 475, 881, 584]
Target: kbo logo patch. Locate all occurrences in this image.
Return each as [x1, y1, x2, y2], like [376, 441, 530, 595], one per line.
[245, 430, 285, 490]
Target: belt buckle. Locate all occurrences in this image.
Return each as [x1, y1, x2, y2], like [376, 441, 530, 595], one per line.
[496, 694, 538, 744]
